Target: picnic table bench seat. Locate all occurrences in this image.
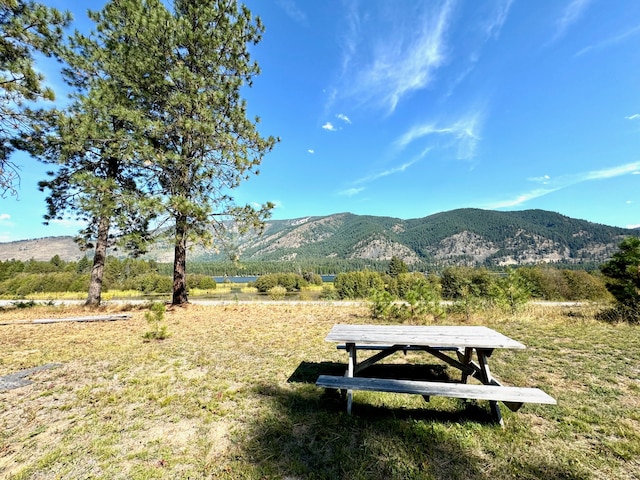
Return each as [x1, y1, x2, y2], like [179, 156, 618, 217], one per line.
[316, 374, 557, 410]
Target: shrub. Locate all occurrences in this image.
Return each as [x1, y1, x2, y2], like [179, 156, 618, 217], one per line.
[187, 274, 217, 290]
[334, 271, 384, 299]
[319, 285, 339, 300]
[302, 271, 323, 285]
[369, 288, 394, 319]
[255, 273, 307, 293]
[268, 285, 287, 300]
[143, 303, 169, 340]
[489, 269, 531, 314]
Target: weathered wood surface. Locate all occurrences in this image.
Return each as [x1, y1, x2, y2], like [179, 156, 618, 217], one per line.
[0, 314, 131, 326]
[326, 324, 526, 350]
[316, 375, 557, 405]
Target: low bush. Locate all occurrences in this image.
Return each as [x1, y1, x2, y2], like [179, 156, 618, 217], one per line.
[334, 271, 384, 299]
[255, 273, 307, 292]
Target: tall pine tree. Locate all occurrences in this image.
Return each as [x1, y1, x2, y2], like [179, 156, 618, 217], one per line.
[33, 1, 160, 306]
[121, 0, 277, 305]
[37, 0, 277, 306]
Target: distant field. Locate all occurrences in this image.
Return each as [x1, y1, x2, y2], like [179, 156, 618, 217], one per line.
[0, 303, 638, 479]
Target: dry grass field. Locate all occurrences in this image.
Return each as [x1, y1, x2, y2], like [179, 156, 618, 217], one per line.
[0, 302, 639, 479]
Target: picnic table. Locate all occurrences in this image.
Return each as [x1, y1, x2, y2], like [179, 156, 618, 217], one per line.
[316, 324, 556, 425]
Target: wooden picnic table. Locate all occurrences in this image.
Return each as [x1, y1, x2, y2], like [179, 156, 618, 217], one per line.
[316, 324, 556, 425]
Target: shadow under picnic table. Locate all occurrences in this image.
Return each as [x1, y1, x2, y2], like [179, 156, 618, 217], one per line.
[287, 360, 452, 384]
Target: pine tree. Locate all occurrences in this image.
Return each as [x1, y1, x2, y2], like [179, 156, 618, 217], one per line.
[38, 0, 276, 306]
[0, 0, 70, 196]
[33, 1, 160, 306]
[103, 0, 277, 305]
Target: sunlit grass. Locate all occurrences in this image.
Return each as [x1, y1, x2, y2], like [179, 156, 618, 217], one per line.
[0, 303, 638, 479]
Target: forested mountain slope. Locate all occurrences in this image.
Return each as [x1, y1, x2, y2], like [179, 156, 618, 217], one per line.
[2, 209, 638, 267]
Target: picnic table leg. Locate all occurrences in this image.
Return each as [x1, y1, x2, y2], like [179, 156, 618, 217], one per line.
[459, 347, 473, 383]
[476, 349, 504, 427]
[345, 342, 356, 414]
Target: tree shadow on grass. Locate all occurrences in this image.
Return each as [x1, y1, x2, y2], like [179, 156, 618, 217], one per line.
[244, 381, 492, 479]
[238, 362, 588, 479]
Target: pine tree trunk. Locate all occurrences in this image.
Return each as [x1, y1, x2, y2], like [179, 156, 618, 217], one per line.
[172, 215, 189, 305]
[85, 215, 110, 306]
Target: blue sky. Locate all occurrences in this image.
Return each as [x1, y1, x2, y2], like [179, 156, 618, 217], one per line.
[2, 0, 640, 242]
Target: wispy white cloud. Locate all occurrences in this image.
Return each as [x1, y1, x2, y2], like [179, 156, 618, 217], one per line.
[307, 149, 315, 154]
[339, 148, 431, 198]
[339, 187, 365, 197]
[575, 23, 640, 57]
[549, 0, 592, 44]
[486, 161, 640, 209]
[626, 114, 640, 120]
[353, 158, 422, 186]
[336, 113, 351, 124]
[628, 223, 640, 229]
[396, 111, 484, 160]
[528, 174, 551, 184]
[343, 1, 455, 114]
[322, 122, 337, 132]
[276, 0, 307, 24]
[483, 0, 514, 39]
[0, 213, 11, 223]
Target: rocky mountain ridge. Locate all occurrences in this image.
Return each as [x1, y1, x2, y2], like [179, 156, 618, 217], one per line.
[1, 209, 638, 267]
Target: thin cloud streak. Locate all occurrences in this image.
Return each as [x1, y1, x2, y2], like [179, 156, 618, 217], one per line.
[483, 0, 514, 38]
[575, 23, 640, 57]
[549, 0, 592, 44]
[339, 187, 365, 197]
[396, 112, 483, 160]
[353, 158, 421, 186]
[487, 161, 640, 209]
[344, 1, 455, 114]
[277, 0, 307, 24]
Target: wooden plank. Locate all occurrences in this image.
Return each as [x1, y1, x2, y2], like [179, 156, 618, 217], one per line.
[0, 314, 132, 326]
[325, 324, 526, 350]
[316, 375, 557, 405]
[337, 344, 460, 351]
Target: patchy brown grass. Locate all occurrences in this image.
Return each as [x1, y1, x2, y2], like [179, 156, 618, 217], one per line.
[0, 302, 639, 479]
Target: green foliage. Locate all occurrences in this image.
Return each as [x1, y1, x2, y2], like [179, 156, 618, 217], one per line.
[319, 285, 339, 300]
[369, 288, 394, 319]
[333, 271, 385, 299]
[488, 268, 531, 314]
[0, 272, 88, 295]
[143, 302, 168, 340]
[0, 0, 71, 197]
[301, 271, 323, 285]
[254, 273, 307, 293]
[267, 285, 287, 300]
[599, 237, 640, 323]
[440, 267, 492, 299]
[387, 255, 408, 277]
[187, 274, 217, 291]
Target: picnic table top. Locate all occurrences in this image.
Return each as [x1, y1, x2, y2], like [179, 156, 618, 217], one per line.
[325, 324, 526, 350]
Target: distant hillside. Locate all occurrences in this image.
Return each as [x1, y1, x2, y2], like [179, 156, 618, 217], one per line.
[1, 209, 639, 267]
[0, 236, 84, 262]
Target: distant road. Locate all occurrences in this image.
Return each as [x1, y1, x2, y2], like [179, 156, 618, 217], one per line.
[0, 299, 589, 307]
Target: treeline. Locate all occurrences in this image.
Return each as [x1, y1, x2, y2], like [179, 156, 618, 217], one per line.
[0, 255, 613, 302]
[332, 266, 612, 303]
[164, 259, 399, 276]
[0, 257, 215, 296]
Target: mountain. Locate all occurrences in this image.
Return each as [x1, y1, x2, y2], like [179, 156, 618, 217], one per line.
[2, 209, 639, 267]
